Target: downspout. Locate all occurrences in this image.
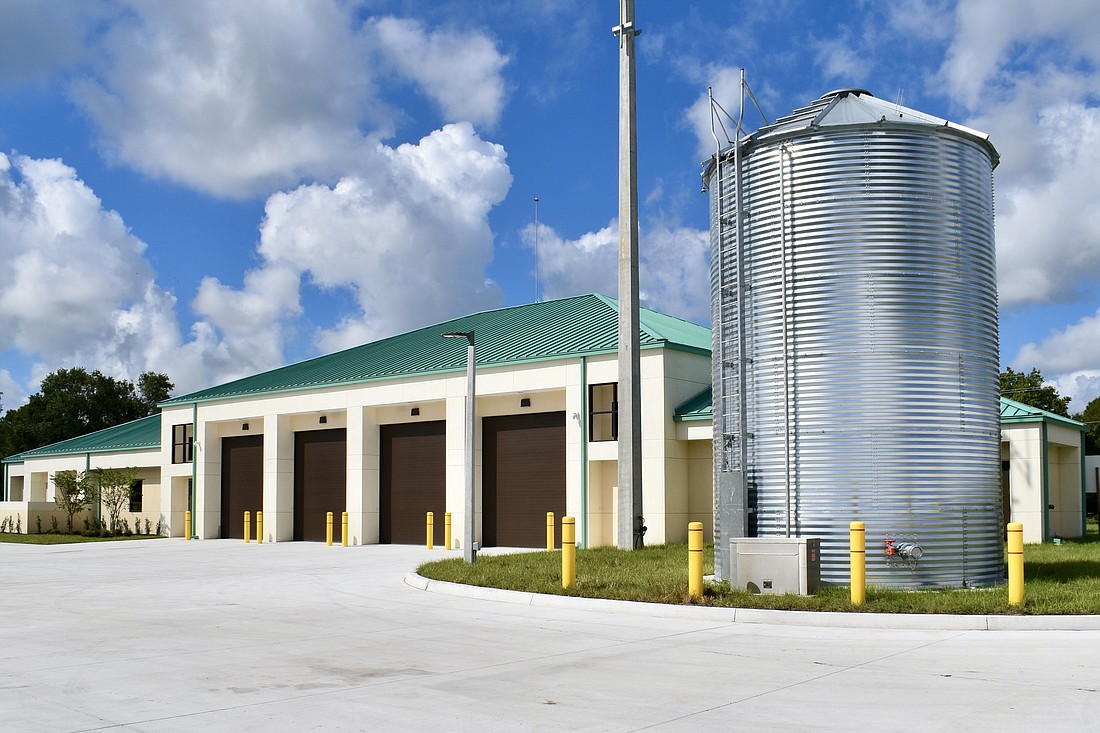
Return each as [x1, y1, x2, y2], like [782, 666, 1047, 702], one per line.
[580, 356, 589, 548]
[88, 452, 99, 526]
[1041, 420, 1050, 542]
[191, 402, 198, 539]
[1081, 428, 1087, 537]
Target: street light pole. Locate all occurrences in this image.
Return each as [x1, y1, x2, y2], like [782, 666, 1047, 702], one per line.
[443, 331, 476, 562]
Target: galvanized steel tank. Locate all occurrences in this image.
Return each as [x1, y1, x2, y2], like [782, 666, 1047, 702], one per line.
[706, 89, 1002, 588]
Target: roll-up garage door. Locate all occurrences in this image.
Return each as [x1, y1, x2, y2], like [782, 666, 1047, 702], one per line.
[221, 435, 263, 539]
[380, 421, 446, 544]
[483, 412, 566, 548]
[293, 428, 347, 541]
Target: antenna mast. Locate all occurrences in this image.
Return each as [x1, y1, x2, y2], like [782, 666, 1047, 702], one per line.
[530, 195, 534, 301]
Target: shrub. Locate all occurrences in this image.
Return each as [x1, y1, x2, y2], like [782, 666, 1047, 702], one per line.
[155, 517, 163, 536]
[1, 516, 8, 533]
[15, 516, 22, 534]
[83, 517, 91, 531]
[50, 516, 59, 532]
[35, 515, 42, 534]
[144, 518, 152, 535]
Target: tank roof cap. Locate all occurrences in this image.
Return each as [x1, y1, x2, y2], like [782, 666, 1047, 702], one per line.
[821, 88, 872, 100]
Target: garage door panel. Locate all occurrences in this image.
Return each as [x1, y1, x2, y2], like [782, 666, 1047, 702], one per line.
[294, 428, 347, 541]
[221, 435, 263, 539]
[484, 412, 566, 548]
[381, 421, 446, 545]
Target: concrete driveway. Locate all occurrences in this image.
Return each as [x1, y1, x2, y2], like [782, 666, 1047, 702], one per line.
[2, 539, 1097, 732]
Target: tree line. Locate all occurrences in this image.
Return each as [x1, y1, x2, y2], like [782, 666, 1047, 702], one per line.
[0, 368, 173, 459]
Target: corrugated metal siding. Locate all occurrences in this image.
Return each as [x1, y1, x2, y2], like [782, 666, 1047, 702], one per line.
[710, 92, 1003, 588]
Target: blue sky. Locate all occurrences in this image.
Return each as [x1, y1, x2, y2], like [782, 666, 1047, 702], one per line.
[1, 1, 1099, 413]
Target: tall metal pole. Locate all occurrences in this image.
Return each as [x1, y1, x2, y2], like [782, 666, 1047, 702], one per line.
[614, 0, 642, 550]
[534, 196, 541, 302]
[464, 335, 476, 562]
[443, 331, 477, 562]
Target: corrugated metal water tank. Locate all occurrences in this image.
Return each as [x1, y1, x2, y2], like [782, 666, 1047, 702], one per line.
[707, 89, 1003, 588]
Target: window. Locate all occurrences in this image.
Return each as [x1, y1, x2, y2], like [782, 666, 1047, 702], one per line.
[129, 480, 143, 513]
[589, 383, 617, 442]
[172, 423, 194, 463]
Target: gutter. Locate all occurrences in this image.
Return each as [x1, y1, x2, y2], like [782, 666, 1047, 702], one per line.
[579, 356, 588, 548]
[1081, 429, 1088, 538]
[191, 402, 198, 539]
[1041, 421, 1050, 542]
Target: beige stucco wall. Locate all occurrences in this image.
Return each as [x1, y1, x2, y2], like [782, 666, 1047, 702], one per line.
[153, 346, 714, 547]
[3, 447, 164, 535]
[1001, 422, 1084, 543]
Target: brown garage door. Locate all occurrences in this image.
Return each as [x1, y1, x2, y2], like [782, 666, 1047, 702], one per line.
[221, 435, 263, 539]
[380, 421, 445, 544]
[294, 428, 347, 541]
[483, 412, 566, 548]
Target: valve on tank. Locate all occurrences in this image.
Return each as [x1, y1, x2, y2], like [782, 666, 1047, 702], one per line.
[884, 536, 924, 567]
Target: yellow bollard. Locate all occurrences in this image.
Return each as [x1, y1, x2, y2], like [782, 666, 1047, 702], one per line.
[342, 511, 348, 547]
[1008, 522, 1024, 606]
[444, 512, 452, 550]
[850, 521, 866, 606]
[688, 521, 704, 599]
[426, 511, 434, 550]
[244, 511, 251, 544]
[546, 511, 555, 552]
[185, 510, 192, 541]
[257, 511, 263, 544]
[562, 516, 576, 589]
[326, 511, 333, 546]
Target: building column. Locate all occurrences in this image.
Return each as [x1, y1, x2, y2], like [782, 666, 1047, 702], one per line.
[445, 393, 480, 548]
[263, 414, 294, 542]
[346, 406, 380, 545]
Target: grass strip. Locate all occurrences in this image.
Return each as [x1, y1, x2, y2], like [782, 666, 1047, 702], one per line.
[418, 531, 1100, 616]
[0, 532, 164, 545]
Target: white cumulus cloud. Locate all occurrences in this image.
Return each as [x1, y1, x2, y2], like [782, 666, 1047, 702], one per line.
[0, 153, 216, 395]
[66, 2, 510, 201]
[371, 16, 509, 128]
[190, 123, 512, 356]
[523, 218, 711, 325]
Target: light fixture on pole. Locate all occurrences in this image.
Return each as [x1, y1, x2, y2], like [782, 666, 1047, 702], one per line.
[442, 330, 476, 562]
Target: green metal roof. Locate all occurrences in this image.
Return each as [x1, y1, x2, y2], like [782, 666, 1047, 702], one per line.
[999, 396, 1085, 431]
[162, 294, 712, 406]
[671, 394, 1073, 429]
[2, 414, 162, 463]
[674, 386, 712, 422]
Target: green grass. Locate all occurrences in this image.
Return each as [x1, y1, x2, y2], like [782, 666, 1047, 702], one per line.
[418, 527, 1100, 615]
[0, 532, 164, 545]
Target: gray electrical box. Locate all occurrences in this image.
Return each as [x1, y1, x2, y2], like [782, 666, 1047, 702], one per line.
[729, 537, 821, 595]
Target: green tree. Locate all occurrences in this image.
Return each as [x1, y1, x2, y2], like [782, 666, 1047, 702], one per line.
[137, 372, 174, 412]
[52, 470, 98, 533]
[0, 369, 173, 458]
[1076, 395, 1100, 455]
[999, 367, 1071, 417]
[94, 467, 138, 534]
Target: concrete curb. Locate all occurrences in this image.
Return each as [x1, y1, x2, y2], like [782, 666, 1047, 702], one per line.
[405, 572, 1100, 631]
